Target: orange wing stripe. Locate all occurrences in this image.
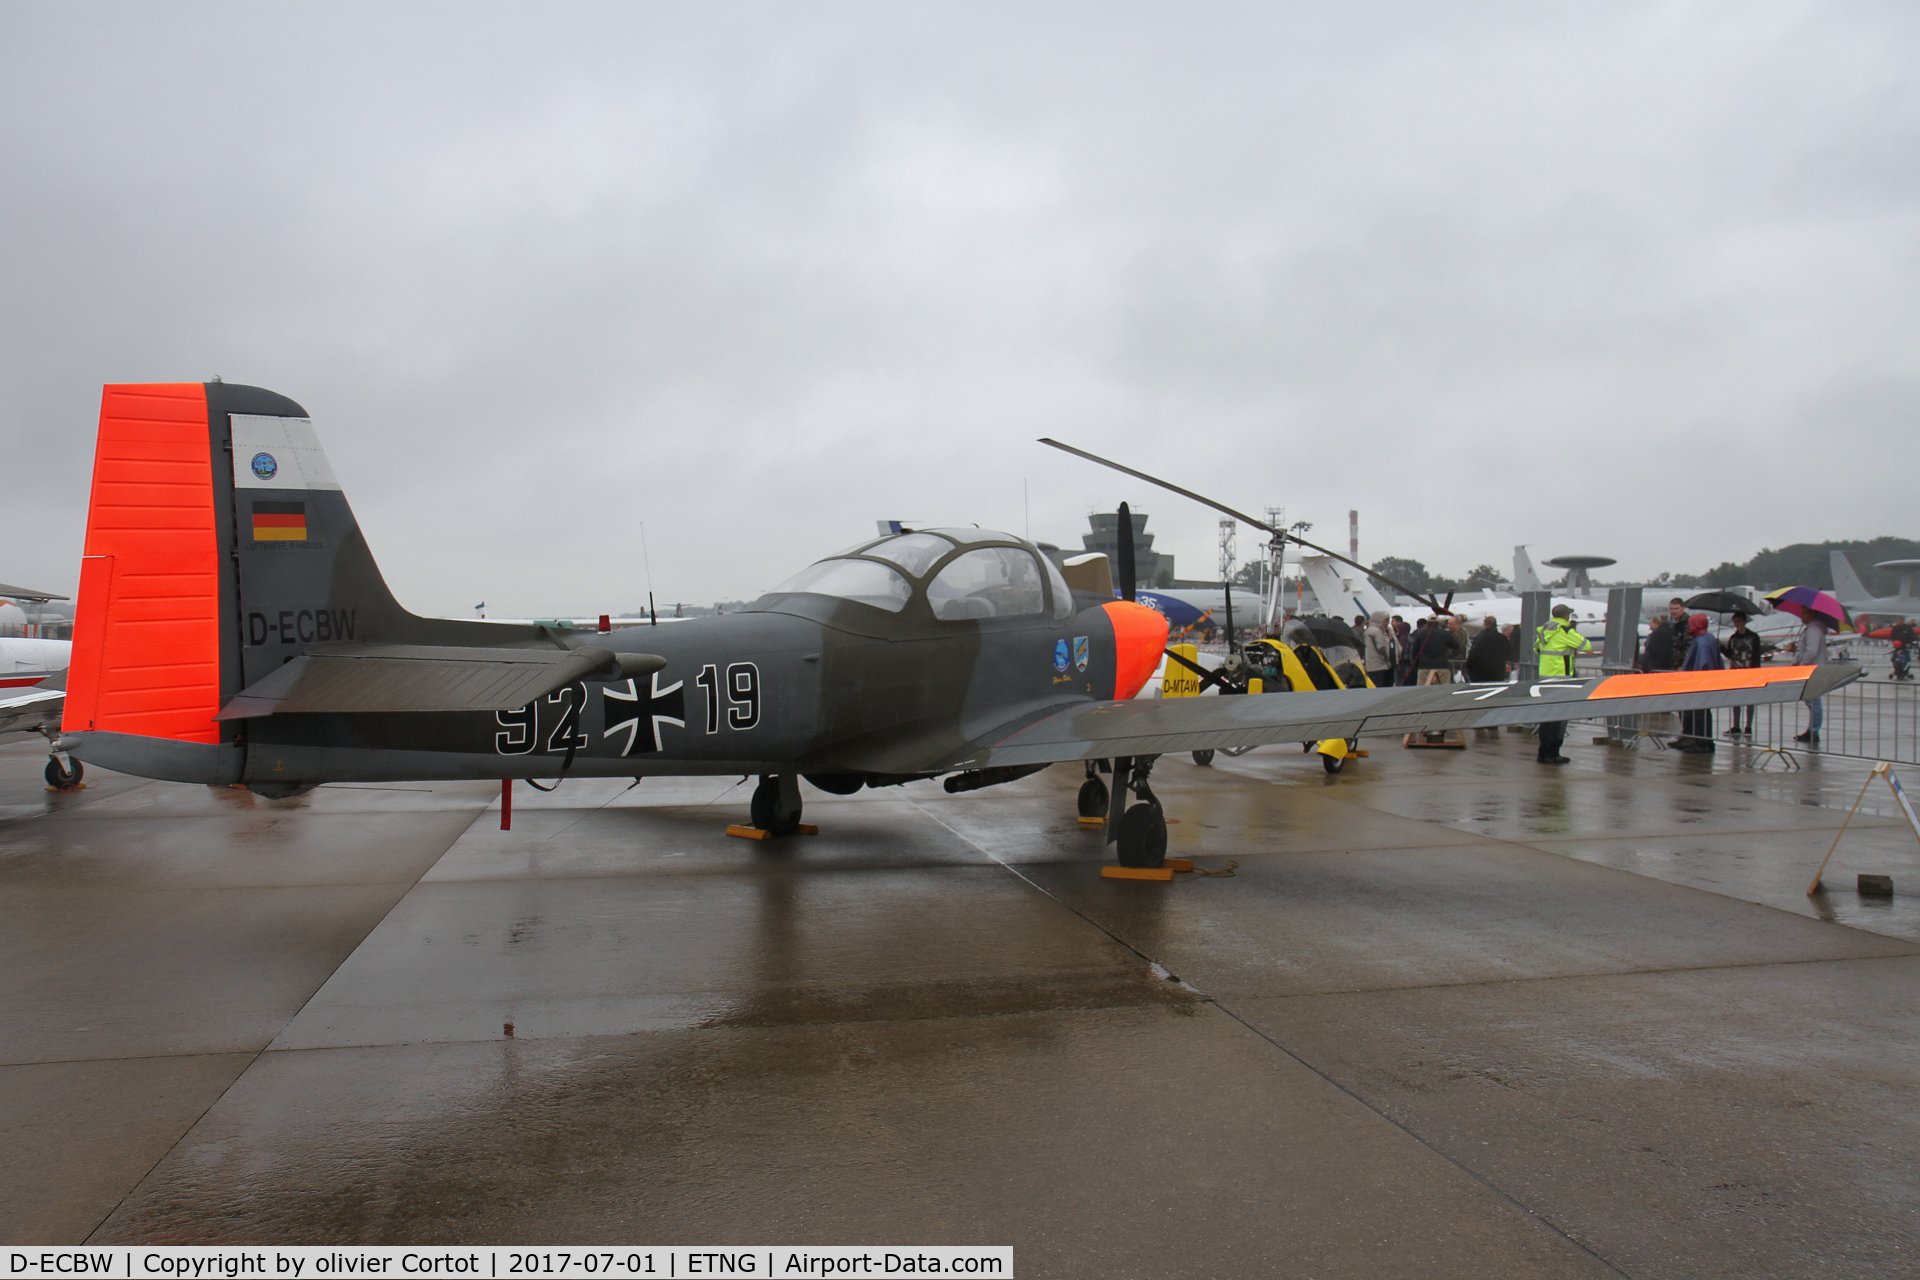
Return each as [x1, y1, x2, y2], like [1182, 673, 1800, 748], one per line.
[1587, 666, 1816, 701]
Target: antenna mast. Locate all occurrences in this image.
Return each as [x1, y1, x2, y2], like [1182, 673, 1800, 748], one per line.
[1264, 505, 1286, 629]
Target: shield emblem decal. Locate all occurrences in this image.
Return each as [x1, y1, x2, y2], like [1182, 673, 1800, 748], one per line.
[1073, 636, 1089, 671]
[1053, 638, 1070, 672]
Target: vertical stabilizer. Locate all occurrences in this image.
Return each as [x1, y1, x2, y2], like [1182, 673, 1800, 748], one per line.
[1299, 554, 1390, 618]
[1513, 545, 1543, 593]
[65, 382, 555, 758]
[1829, 550, 1873, 605]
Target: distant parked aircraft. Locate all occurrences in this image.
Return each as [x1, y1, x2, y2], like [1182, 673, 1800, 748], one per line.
[1831, 552, 1920, 625]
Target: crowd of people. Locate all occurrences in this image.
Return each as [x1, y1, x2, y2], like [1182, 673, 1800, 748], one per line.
[1337, 595, 1832, 762]
[1630, 596, 1767, 753]
[1219, 589, 1860, 760]
[1348, 610, 1523, 690]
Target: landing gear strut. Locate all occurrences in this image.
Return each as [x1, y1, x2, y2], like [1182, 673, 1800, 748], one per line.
[1108, 755, 1167, 869]
[749, 773, 804, 836]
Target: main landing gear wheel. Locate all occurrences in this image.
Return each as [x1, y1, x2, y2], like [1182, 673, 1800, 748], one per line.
[1105, 755, 1168, 869]
[1078, 760, 1109, 818]
[1322, 753, 1346, 774]
[1077, 777, 1109, 818]
[749, 775, 803, 836]
[1115, 803, 1168, 868]
[45, 756, 82, 789]
[1191, 750, 1215, 767]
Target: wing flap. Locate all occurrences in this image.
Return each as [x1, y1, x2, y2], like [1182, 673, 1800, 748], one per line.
[935, 665, 1852, 769]
[214, 645, 665, 718]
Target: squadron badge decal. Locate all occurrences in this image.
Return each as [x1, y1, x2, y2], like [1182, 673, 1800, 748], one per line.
[250, 452, 279, 481]
[1053, 639, 1070, 672]
[1073, 636, 1090, 672]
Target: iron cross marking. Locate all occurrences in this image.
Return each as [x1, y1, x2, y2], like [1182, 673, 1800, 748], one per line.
[603, 673, 687, 756]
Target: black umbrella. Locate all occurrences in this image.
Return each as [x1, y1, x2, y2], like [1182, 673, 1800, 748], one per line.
[1294, 614, 1362, 650]
[1684, 591, 1760, 615]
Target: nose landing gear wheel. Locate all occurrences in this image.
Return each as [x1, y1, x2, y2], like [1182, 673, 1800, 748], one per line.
[1322, 753, 1346, 774]
[1191, 750, 1215, 767]
[45, 756, 83, 789]
[1115, 802, 1168, 868]
[749, 775, 803, 836]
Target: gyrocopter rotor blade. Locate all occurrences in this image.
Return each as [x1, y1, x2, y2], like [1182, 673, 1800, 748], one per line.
[1037, 438, 1452, 615]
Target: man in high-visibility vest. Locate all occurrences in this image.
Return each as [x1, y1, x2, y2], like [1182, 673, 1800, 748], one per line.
[1534, 603, 1591, 764]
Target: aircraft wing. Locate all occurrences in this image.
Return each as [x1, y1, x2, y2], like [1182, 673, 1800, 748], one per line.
[931, 665, 1855, 770]
[0, 684, 65, 736]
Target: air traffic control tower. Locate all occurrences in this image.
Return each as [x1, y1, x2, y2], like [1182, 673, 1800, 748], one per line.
[1079, 511, 1175, 591]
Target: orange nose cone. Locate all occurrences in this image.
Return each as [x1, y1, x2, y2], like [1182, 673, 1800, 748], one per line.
[1102, 600, 1170, 699]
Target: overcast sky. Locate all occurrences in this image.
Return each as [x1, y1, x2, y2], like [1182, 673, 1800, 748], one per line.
[3, 2, 1915, 615]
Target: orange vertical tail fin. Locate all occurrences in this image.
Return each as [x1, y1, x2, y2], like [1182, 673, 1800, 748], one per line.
[62, 384, 223, 742]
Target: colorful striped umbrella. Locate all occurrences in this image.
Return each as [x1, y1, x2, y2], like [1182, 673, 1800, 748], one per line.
[1763, 586, 1850, 627]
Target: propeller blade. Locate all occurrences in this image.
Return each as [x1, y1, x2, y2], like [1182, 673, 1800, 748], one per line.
[1037, 437, 1452, 615]
[1443, 590, 1454, 613]
[1163, 647, 1238, 694]
[1116, 501, 1137, 602]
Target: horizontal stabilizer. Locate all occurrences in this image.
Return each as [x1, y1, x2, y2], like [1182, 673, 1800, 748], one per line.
[215, 645, 665, 719]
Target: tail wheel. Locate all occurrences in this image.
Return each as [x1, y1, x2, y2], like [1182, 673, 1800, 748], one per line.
[1192, 750, 1215, 767]
[1321, 753, 1346, 774]
[1077, 776, 1109, 818]
[749, 776, 802, 836]
[45, 756, 83, 789]
[1115, 802, 1167, 868]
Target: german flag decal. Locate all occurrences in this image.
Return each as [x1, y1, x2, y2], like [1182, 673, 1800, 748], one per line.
[251, 500, 308, 541]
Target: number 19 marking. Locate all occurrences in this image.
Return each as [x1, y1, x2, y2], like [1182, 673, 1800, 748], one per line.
[697, 662, 761, 733]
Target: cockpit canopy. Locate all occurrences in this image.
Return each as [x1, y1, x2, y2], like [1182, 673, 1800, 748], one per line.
[765, 529, 1076, 620]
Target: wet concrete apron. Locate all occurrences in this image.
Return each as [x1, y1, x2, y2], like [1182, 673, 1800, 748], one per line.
[2, 729, 1917, 1277]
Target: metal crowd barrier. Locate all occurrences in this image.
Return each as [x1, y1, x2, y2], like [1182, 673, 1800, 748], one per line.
[1560, 656, 1920, 769]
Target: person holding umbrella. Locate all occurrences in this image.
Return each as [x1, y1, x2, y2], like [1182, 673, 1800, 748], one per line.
[1765, 586, 1849, 746]
[1722, 612, 1764, 737]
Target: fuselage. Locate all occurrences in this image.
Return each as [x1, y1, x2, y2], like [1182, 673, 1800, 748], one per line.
[0, 637, 70, 688]
[235, 593, 1166, 787]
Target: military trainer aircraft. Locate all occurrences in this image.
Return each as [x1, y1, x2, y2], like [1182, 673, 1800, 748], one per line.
[55, 383, 1855, 869]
